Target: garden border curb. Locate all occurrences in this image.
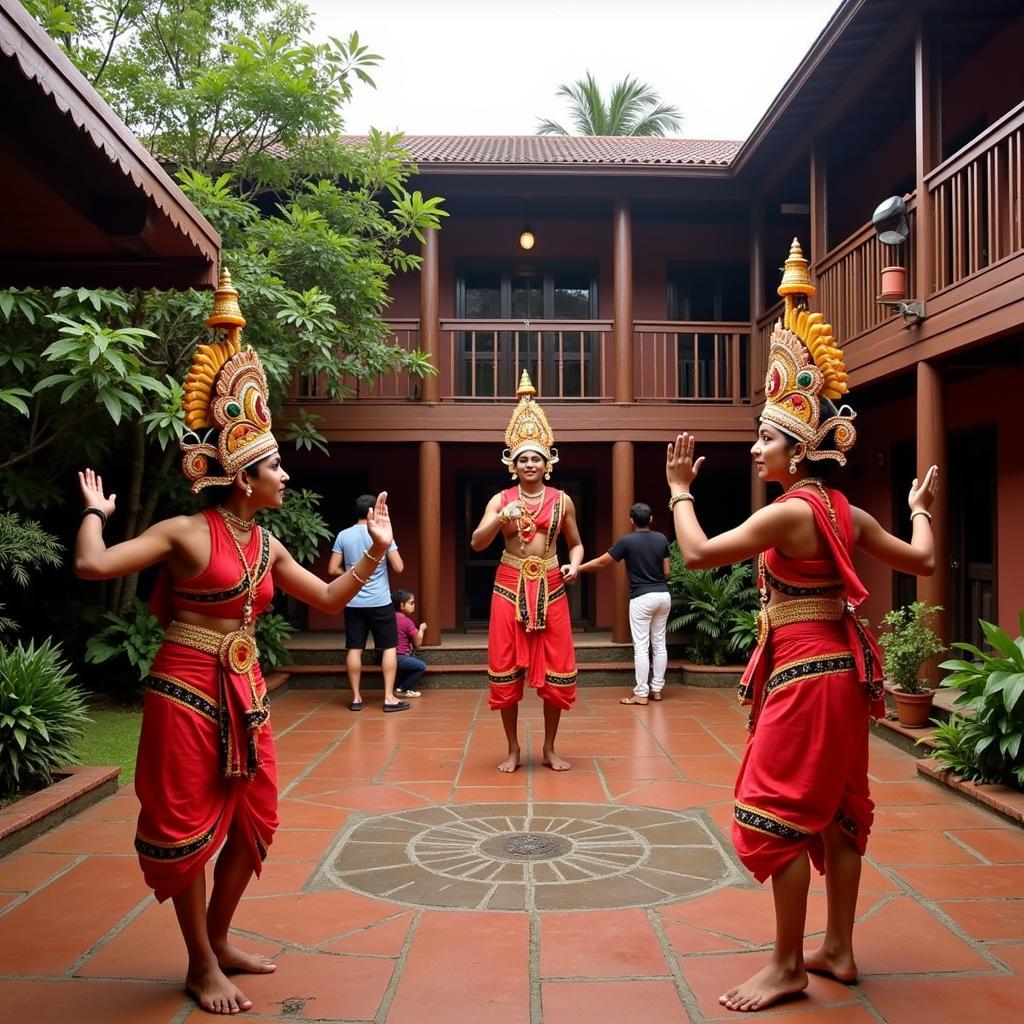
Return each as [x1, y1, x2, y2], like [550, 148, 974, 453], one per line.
[0, 765, 120, 859]
[916, 757, 1024, 828]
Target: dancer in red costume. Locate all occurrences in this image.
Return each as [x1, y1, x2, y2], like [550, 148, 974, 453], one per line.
[471, 371, 583, 772]
[75, 270, 394, 1016]
[665, 241, 939, 1013]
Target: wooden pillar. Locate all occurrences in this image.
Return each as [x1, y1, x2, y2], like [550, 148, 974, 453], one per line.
[612, 198, 634, 404]
[611, 440, 635, 643]
[420, 228, 440, 403]
[914, 17, 939, 301]
[809, 137, 828, 270]
[749, 197, 768, 513]
[916, 361, 949, 656]
[418, 441, 441, 646]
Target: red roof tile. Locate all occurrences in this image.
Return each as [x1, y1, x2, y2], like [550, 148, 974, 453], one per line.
[341, 134, 741, 168]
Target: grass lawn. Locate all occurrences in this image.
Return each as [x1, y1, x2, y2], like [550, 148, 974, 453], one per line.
[76, 707, 142, 786]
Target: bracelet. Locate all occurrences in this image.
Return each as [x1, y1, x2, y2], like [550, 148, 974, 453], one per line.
[363, 548, 385, 564]
[910, 509, 933, 522]
[351, 568, 369, 585]
[81, 507, 108, 526]
[668, 492, 694, 510]
[496, 510, 509, 526]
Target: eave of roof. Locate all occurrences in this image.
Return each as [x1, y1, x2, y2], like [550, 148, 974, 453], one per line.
[0, 0, 220, 276]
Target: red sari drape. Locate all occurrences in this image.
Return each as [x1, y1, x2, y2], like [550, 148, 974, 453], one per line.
[732, 487, 884, 883]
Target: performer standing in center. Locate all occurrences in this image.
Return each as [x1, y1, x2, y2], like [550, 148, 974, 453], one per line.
[471, 371, 583, 772]
[665, 241, 938, 1013]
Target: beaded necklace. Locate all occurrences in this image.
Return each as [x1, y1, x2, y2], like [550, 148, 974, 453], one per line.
[216, 508, 257, 626]
[515, 484, 545, 551]
[217, 505, 256, 532]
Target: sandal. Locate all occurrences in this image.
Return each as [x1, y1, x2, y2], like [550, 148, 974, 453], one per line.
[396, 689, 422, 698]
[619, 696, 649, 705]
[348, 700, 363, 712]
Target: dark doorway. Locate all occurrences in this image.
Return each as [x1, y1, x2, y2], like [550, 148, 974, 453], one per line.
[458, 472, 595, 630]
[948, 426, 997, 648]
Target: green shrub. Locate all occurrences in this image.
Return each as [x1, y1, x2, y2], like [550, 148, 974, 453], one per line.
[257, 489, 333, 566]
[0, 511, 63, 635]
[935, 613, 1024, 789]
[255, 611, 296, 667]
[85, 598, 164, 682]
[878, 601, 945, 693]
[668, 546, 759, 666]
[0, 639, 90, 797]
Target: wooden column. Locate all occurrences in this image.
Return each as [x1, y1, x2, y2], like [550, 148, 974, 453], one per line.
[611, 440, 635, 643]
[914, 17, 939, 301]
[916, 361, 949, 655]
[418, 441, 441, 646]
[749, 197, 768, 513]
[420, 228, 440, 403]
[809, 137, 828, 269]
[612, 198, 634, 404]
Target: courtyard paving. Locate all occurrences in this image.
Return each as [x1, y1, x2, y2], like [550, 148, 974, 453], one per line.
[1, 686, 1022, 1023]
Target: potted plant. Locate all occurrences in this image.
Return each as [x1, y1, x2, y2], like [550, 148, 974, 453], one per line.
[878, 601, 945, 727]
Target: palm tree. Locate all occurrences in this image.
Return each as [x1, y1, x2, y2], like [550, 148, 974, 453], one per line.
[536, 72, 683, 137]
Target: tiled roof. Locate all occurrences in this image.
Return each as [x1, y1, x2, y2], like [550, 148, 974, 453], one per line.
[342, 135, 741, 168]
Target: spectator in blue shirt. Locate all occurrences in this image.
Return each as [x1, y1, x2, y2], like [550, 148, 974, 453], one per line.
[328, 495, 409, 712]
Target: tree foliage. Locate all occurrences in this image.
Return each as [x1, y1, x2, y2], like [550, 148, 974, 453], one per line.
[537, 72, 683, 137]
[4, 1, 446, 618]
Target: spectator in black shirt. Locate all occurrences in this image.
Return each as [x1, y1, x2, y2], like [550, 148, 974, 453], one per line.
[577, 502, 672, 704]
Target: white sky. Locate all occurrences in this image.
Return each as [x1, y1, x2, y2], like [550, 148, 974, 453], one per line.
[306, 0, 844, 140]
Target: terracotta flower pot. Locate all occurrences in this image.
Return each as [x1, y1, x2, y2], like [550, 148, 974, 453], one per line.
[891, 688, 935, 728]
[880, 265, 906, 301]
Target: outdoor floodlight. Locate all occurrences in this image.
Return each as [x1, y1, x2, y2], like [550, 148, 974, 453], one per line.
[519, 225, 535, 250]
[872, 195, 909, 245]
[872, 194, 924, 326]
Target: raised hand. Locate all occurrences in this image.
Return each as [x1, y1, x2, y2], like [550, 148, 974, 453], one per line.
[366, 490, 393, 548]
[908, 465, 939, 512]
[666, 433, 705, 490]
[500, 501, 522, 521]
[78, 468, 117, 517]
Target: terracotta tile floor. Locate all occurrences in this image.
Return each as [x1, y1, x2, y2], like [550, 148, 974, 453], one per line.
[2, 687, 1023, 1022]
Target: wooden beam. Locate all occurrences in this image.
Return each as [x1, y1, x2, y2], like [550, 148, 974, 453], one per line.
[914, 12, 940, 300]
[418, 441, 442, 646]
[613, 198, 634, 404]
[611, 441, 635, 643]
[810, 136, 828, 265]
[915, 361, 949, 662]
[419, 228, 440, 403]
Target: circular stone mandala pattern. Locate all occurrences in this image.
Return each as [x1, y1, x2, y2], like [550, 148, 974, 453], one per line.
[320, 803, 738, 912]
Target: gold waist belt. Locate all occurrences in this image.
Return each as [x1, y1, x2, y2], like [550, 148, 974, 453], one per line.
[500, 551, 559, 581]
[165, 620, 260, 674]
[765, 598, 846, 629]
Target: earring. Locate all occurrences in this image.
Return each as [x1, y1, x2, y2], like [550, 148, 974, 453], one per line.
[544, 470, 551, 480]
[245, 485, 253, 497]
[788, 458, 798, 475]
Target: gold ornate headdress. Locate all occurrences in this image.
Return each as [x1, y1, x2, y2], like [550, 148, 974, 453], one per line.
[180, 269, 278, 492]
[760, 239, 856, 465]
[501, 371, 558, 476]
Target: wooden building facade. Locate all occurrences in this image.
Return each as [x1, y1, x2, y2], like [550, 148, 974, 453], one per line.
[284, 0, 1024, 649]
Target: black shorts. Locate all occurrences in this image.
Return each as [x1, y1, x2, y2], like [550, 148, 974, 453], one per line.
[344, 604, 398, 651]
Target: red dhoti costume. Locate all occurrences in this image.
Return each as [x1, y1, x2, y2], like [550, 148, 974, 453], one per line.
[139, 509, 278, 902]
[733, 487, 884, 883]
[488, 487, 577, 711]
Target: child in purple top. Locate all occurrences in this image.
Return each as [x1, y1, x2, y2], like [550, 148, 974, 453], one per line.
[392, 589, 427, 697]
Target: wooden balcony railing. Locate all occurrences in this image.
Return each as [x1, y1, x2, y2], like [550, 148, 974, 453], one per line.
[293, 319, 420, 401]
[632, 321, 750, 403]
[814, 199, 918, 346]
[439, 319, 612, 400]
[926, 98, 1024, 291]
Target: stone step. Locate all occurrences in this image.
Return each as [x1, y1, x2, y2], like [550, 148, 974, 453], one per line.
[276, 661, 742, 690]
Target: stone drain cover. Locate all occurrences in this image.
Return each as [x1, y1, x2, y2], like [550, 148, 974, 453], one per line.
[319, 802, 739, 912]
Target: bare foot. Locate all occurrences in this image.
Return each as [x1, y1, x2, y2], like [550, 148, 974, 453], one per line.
[186, 961, 253, 1015]
[620, 695, 648, 705]
[718, 962, 808, 1012]
[497, 747, 521, 773]
[805, 945, 858, 983]
[214, 941, 277, 976]
[543, 749, 571, 771]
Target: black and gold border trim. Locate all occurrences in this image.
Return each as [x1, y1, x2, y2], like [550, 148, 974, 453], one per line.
[148, 673, 219, 723]
[734, 800, 809, 840]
